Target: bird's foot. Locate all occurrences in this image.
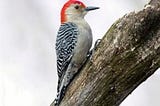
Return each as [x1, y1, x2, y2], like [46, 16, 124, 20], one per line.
[87, 39, 101, 60]
[94, 39, 101, 50]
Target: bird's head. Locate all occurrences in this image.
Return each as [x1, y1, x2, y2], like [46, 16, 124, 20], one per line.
[61, 0, 99, 23]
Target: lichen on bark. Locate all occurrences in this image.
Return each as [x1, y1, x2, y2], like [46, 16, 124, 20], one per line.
[51, 0, 160, 106]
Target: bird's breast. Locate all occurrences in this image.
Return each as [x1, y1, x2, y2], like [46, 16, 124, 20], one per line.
[72, 21, 93, 64]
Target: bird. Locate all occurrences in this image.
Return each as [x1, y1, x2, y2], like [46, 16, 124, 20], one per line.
[55, 0, 99, 105]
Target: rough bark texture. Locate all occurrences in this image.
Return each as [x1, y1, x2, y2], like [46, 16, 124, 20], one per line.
[51, 0, 160, 106]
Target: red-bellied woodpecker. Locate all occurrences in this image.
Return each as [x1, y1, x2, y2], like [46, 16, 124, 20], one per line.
[55, 0, 99, 105]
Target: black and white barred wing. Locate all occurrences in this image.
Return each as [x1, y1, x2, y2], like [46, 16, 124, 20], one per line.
[55, 22, 78, 91]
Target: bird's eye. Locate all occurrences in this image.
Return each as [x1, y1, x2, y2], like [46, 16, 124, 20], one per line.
[74, 5, 79, 9]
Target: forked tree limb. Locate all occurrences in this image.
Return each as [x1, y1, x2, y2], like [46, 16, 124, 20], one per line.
[51, 0, 160, 106]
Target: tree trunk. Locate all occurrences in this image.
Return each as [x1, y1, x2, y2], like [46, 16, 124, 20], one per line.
[51, 0, 160, 106]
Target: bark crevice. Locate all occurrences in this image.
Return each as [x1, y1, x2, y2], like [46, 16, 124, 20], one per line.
[51, 0, 160, 105]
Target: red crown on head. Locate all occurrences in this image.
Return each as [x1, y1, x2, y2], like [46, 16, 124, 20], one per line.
[61, 0, 86, 23]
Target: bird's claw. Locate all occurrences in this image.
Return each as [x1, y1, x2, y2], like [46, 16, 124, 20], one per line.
[87, 39, 101, 60]
[94, 39, 101, 50]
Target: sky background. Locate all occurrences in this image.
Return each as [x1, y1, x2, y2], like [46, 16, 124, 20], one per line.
[0, 0, 160, 106]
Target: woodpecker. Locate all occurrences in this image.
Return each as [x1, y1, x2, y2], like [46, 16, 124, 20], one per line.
[55, 0, 99, 105]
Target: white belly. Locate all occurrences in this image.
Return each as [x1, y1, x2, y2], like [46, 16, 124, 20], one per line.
[72, 22, 92, 65]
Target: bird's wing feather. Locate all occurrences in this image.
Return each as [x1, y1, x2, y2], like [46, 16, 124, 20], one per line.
[55, 22, 78, 91]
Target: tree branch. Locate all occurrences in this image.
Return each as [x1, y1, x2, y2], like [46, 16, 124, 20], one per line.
[51, 0, 160, 105]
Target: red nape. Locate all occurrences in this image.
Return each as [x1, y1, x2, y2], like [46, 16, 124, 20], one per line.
[61, 0, 86, 23]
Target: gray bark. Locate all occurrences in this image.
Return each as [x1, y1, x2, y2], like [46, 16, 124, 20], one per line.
[51, 0, 160, 105]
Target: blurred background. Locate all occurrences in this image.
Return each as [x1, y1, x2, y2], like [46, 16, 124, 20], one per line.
[0, 0, 160, 106]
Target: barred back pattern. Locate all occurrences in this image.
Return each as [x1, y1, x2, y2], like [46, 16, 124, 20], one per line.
[55, 22, 78, 91]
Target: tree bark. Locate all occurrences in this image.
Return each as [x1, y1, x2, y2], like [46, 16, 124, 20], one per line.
[51, 0, 160, 106]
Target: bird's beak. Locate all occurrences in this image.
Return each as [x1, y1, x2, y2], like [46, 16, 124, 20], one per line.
[85, 6, 100, 11]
